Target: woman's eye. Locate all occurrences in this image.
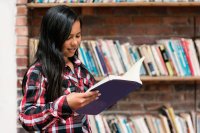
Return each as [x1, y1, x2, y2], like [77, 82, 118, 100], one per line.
[76, 35, 81, 38]
[67, 37, 72, 40]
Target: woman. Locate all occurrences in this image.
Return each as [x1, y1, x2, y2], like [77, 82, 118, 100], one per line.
[19, 5, 100, 132]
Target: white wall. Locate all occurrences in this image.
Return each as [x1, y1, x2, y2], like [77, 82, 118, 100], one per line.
[0, 0, 17, 132]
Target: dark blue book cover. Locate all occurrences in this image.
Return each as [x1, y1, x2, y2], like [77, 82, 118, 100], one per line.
[76, 57, 144, 115]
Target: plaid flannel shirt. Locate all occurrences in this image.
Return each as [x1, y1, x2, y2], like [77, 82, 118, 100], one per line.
[19, 57, 96, 132]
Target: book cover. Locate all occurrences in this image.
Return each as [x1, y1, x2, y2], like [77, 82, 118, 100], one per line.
[76, 57, 145, 115]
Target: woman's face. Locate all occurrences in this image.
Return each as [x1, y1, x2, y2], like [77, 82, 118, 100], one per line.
[62, 20, 81, 61]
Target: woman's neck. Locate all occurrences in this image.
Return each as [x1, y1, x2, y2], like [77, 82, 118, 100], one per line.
[65, 59, 74, 72]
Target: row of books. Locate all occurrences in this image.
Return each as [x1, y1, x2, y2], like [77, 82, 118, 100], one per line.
[80, 38, 200, 77]
[89, 105, 196, 133]
[29, 38, 200, 77]
[30, 0, 200, 3]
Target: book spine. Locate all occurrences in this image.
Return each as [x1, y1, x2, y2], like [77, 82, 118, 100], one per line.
[138, 45, 157, 76]
[165, 40, 181, 76]
[159, 45, 174, 76]
[132, 46, 147, 75]
[181, 38, 194, 76]
[187, 39, 200, 76]
[178, 40, 191, 76]
[91, 42, 105, 76]
[98, 40, 114, 75]
[103, 40, 119, 75]
[151, 45, 168, 76]
[114, 41, 127, 72]
[89, 41, 102, 77]
[95, 43, 109, 76]
[79, 43, 91, 71]
[170, 40, 185, 76]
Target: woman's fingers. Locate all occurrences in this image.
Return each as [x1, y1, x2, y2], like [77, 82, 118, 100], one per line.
[79, 91, 101, 107]
[82, 90, 100, 98]
[66, 91, 101, 110]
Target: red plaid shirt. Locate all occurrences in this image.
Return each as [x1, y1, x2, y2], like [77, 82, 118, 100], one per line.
[19, 57, 96, 132]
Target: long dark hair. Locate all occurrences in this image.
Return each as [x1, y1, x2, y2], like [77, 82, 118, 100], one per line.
[25, 6, 82, 102]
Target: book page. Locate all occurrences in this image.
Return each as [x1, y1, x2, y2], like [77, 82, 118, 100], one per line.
[87, 57, 145, 92]
[86, 75, 121, 92]
[122, 56, 145, 84]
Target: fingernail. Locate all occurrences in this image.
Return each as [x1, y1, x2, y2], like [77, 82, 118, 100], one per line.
[95, 97, 99, 100]
[98, 93, 101, 96]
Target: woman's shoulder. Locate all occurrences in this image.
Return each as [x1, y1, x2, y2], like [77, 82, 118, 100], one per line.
[22, 62, 46, 89]
[26, 62, 43, 76]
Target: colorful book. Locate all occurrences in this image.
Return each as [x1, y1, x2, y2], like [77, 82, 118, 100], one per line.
[159, 44, 175, 76]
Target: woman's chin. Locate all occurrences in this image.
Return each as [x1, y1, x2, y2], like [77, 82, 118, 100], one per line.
[67, 54, 75, 58]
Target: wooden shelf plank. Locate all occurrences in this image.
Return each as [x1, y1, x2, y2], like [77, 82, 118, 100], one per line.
[27, 2, 200, 8]
[95, 76, 200, 82]
[141, 76, 200, 82]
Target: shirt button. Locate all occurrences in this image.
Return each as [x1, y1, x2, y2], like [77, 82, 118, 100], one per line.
[61, 119, 66, 124]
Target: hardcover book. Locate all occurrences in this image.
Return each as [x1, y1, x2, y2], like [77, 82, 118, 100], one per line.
[76, 57, 145, 115]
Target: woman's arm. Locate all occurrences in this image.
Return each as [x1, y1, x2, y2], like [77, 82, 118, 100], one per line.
[19, 66, 72, 131]
[19, 65, 99, 131]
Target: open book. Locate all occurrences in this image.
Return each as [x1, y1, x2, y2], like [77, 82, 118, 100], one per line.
[76, 57, 145, 115]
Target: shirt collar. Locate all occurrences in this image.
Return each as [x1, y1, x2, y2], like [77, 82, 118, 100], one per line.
[65, 56, 82, 67]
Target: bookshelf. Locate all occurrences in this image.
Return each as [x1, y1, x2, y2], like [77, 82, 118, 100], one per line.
[26, 2, 200, 100]
[18, 1, 200, 132]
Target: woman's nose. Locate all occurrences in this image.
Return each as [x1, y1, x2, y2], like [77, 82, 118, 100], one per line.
[72, 37, 78, 45]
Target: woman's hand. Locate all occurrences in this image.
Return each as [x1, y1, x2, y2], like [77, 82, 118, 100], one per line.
[66, 91, 100, 111]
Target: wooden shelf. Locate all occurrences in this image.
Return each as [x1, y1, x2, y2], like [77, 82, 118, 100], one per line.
[141, 76, 200, 82]
[27, 2, 200, 8]
[95, 76, 200, 82]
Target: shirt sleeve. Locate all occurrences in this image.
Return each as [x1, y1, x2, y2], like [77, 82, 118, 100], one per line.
[19, 66, 73, 131]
